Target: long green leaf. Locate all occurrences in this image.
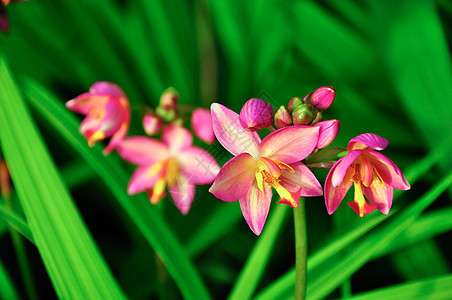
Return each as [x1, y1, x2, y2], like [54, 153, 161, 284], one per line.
[0, 258, 19, 300]
[0, 56, 125, 299]
[23, 79, 211, 300]
[348, 274, 452, 300]
[0, 198, 34, 244]
[229, 204, 288, 300]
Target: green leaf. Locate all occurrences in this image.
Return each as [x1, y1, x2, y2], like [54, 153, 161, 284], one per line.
[0, 198, 34, 244]
[0, 258, 19, 300]
[23, 79, 212, 300]
[348, 274, 452, 300]
[229, 204, 288, 300]
[0, 56, 126, 299]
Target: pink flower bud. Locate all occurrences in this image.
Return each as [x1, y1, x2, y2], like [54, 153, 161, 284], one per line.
[288, 97, 304, 112]
[239, 98, 273, 131]
[292, 104, 313, 125]
[191, 108, 215, 144]
[310, 86, 335, 111]
[274, 105, 292, 128]
[313, 119, 340, 149]
[159, 87, 179, 110]
[143, 113, 163, 136]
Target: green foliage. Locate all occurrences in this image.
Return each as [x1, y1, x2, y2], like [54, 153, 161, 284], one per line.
[0, 0, 451, 299]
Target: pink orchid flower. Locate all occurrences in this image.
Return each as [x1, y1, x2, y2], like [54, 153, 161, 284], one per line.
[209, 103, 323, 235]
[116, 125, 220, 214]
[66, 82, 130, 155]
[325, 133, 410, 217]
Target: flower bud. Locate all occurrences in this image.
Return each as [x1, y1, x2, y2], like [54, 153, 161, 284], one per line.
[191, 108, 215, 144]
[292, 104, 313, 125]
[313, 119, 340, 149]
[310, 111, 323, 126]
[310, 86, 335, 111]
[288, 97, 304, 112]
[274, 105, 292, 128]
[143, 113, 163, 136]
[239, 98, 273, 131]
[159, 87, 179, 110]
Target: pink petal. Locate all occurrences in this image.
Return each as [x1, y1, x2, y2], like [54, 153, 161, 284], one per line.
[176, 146, 220, 185]
[362, 181, 394, 214]
[128, 164, 163, 195]
[259, 126, 319, 164]
[211, 103, 261, 158]
[239, 182, 272, 236]
[191, 108, 215, 144]
[98, 99, 125, 135]
[314, 119, 340, 149]
[279, 162, 323, 197]
[209, 153, 257, 202]
[325, 162, 353, 214]
[331, 150, 362, 187]
[365, 151, 410, 190]
[89, 81, 125, 98]
[168, 173, 195, 215]
[162, 125, 193, 153]
[348, 133, 389, 151]
[66, 94, 109, 115]
[143, 113, 163, 136]
[116, 136, 169, 165]
[239, 98, 273, 131]
[104, 99, 130, 154]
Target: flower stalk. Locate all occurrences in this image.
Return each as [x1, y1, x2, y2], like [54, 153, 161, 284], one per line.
[294, 197, 307, 300]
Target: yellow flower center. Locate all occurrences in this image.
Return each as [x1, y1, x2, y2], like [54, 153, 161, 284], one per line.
[255, 157, 297, 206]
[148, 158, 179, 204]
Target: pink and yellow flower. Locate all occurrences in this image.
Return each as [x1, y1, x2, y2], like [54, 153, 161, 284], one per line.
[116, 125, 219, 214]
[66, 82, 130, 154]
[325, 133, 410, 217]
[209, 103, 322, 235]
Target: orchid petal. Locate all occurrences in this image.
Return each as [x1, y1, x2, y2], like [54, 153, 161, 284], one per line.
[177, 146, 220, 185]
[162, 125, 193, 153]
[331, 150, 362, 187]
[239, 182, 272, 236]
[357, 155, 373, 187]
[89, 81, 125, 98]
[259, 125, 319, 164]
[211, 103, 260, 158]
[362, 181, 394, 214]
[169, 173, 195, 215]
[128, 164, 164, 195]
[66, 94, 109, 114]
[209, 153, 257, 202]
[348, 199, 377, 217]
[365, 151, 410, 190]
[314, 119, 340, 149]
[325, 162, 353, 214]
[348, 133, 389, 151]
[116, 136, 169, 165]
[279, 162, 323, 196]
[191, 108, 215, 144]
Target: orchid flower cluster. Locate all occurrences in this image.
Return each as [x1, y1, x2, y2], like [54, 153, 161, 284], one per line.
[66, 82, 219, 214]
[67, 83, 410, 235]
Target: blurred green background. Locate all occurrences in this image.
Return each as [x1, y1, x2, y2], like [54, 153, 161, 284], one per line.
[1, 0, 452, 299]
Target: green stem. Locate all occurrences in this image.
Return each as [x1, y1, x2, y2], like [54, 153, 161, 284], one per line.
[294, 197, 307, 300]
[5, 196, 37, 300]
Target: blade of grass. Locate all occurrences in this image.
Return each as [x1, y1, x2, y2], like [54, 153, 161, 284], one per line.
[228, 204, 288, 300]
[0, 198, 34, 244]
[23, 79, 212, 300]
[0, 259, 19, 300]
[348, 274, 452, 300]
[0, 56, 126, 299]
